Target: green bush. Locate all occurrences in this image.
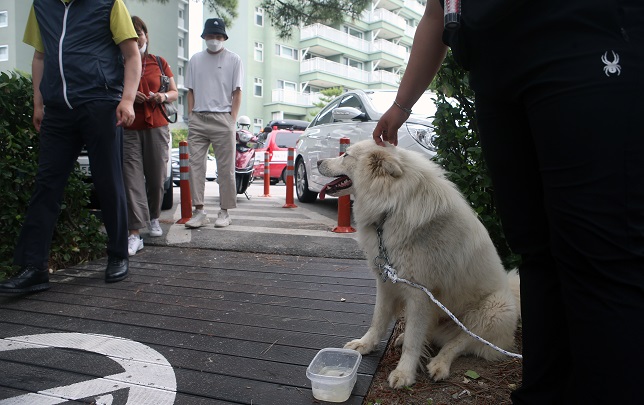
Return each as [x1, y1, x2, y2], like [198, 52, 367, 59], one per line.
[0, 71, 107, 280]
[431, 52, 520, 270]
[171, 128, 188, 148]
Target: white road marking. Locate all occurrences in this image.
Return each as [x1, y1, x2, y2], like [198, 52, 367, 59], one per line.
[0, 333, 176, 405]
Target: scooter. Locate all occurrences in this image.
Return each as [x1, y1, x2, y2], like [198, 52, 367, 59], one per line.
[235, 116, 261, 199]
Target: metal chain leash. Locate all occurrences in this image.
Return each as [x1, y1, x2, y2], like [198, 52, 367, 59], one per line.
[374, 225, 523, 359]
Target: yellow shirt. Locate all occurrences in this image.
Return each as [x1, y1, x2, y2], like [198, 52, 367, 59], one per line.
[23, 0, 137, 52]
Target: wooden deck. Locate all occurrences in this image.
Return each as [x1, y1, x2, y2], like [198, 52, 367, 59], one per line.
[0, 246, 389, 404]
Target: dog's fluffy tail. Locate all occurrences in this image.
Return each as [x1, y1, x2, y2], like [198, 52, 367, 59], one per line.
[507, 269, 521, 319]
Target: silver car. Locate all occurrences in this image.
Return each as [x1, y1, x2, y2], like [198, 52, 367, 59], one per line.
[294, 89, 437, 202]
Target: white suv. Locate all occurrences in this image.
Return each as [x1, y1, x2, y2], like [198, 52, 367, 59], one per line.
[295, 89, 437, 202]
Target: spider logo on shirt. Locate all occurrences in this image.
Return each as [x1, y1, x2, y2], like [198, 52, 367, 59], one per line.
[601, 51, 621, 76]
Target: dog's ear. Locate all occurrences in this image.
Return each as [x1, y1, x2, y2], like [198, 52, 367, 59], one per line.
[368, 149, 403, 178]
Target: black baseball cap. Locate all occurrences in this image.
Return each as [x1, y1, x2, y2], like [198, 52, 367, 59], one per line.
[201, 18, 228, 40]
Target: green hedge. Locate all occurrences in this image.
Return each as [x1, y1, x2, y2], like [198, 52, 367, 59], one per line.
[432, 52, 520, 270]
[0, 71, 107, 280]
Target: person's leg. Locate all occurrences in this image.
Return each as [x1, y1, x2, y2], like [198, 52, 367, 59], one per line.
[210, 113, 237, 210]
[12, 107, 84, 270]
[475, 98, 571, 405]
[123, 129, 148, 232]
[523, 36, 644, 403]
[142, 126, 170, 221]
[187, 113, 211, 208]
[80, 101, 128, 261]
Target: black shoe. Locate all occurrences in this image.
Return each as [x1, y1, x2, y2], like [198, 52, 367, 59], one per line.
[0, 266, 50, 294]
[105, 256, 128, 283]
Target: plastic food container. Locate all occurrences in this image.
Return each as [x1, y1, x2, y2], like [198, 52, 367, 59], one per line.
[306, 348, 362, 402]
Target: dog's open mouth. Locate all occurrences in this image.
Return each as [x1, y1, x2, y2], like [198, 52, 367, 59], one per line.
[319, 175, 352, 200]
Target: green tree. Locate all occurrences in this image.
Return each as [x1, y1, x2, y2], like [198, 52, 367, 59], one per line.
[431, 52, 519, 269]
[308, 86, 343, 119]
[146, 0, 239, 27]
[260, 0, 371, 39]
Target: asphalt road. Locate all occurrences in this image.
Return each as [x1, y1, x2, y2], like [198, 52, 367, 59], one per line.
[148, 180, 364, 260]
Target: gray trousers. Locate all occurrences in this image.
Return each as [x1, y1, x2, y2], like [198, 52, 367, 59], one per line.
[188, 112, 236, 210]
[123, 126, 170, 230]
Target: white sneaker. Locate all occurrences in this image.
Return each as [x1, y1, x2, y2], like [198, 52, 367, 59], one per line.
[148, 218, 163, 237]
[127, 234, 143, 256]
[185, 210, 209, 228]
[214, 210, 231, 228]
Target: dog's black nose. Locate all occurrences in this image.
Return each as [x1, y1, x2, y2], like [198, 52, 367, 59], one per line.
[317, 160, 323, 168]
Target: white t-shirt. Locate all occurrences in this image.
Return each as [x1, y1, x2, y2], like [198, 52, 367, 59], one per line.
[186, 48, 244, 113]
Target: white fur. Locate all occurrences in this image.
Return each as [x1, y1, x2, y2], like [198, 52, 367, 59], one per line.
[318, 140, 520, 388]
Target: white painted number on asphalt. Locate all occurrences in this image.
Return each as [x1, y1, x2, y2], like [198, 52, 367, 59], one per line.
[0, 333, 177, 404]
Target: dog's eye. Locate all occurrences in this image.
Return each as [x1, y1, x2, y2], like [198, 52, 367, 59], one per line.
[342, 153, 350, 158]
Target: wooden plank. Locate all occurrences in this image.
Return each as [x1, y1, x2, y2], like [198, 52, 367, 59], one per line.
[0, 246, 392, 404]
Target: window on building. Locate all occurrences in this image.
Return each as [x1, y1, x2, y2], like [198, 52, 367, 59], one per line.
[178, 9, 184, 19]
[343, 57, 363, 70]
[0, 11, 7, 28]
[254, 78, 263, 97]
[254, 42, 263, 62]
[255, 7, 264, 26]
[178, 37, 184, 48]
[343, 26, 363, 39]
[0, 45, 8, 62]
[253, 118, 263, 134]
[277, 80, 297, 92]
[275, 45, 298, 61]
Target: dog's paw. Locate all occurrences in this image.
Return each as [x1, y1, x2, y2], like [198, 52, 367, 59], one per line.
[394, 332, 404, 347]
[427, 358, 451, 381]
[344, 339, 375, 354]
[388, 368, 416, 389]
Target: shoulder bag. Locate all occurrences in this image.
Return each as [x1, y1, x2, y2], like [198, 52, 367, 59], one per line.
[155, 56, 178, 123]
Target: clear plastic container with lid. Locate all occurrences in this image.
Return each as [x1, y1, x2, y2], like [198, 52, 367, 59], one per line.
[306, 348, 362, 402]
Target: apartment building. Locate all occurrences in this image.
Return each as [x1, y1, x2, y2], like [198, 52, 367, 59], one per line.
[220, 0, 424, 132]
[0, 0, 191, 125]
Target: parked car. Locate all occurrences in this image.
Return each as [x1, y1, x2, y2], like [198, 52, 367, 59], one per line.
[171, 148, 217, 186]
[253, 119, 308, 184]
[294, 89, 438, 203]
[77, 134, 174, 210]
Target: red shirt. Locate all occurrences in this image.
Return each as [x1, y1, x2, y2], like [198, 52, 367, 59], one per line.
[127, 54, 174, 129]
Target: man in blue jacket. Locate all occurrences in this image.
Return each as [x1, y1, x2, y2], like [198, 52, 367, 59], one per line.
[0, 0, 141, 293]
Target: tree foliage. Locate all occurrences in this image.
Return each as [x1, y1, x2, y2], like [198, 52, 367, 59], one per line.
[431, 52, 520, 269]
[259, 0, 372, 39]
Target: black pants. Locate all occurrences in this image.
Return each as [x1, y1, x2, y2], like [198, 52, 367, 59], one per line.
[473, 13, 644, 404]
[13, 100, 128, 269]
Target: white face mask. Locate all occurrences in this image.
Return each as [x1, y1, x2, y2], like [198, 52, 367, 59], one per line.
[139, 43, 147, 55]
[206, 39, 223, 53]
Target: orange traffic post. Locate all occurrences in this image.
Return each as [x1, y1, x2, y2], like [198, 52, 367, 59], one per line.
[283, 147, 297, 208]
[333, 137, 356, 233]
[176, 141, 193, 224]
[261, 151, 271, 197]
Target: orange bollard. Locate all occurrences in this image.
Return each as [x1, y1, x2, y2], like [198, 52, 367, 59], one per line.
[333, 137, 356, 233]
[261, 151, 271, 197]
[176, 141, 193, 224]
[283, 148, 297, 208]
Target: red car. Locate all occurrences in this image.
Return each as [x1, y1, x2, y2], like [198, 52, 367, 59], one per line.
[253, 120, 308, 184]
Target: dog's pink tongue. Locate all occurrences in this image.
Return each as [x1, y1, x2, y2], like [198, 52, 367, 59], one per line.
[319, 185, 328, 200]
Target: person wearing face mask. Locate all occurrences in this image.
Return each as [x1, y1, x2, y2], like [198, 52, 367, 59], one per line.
[184, 18, 243, 229]
[121, 16, 179, 256]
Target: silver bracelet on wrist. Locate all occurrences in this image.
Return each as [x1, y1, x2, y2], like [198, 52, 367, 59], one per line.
[393, 100, 412, 115]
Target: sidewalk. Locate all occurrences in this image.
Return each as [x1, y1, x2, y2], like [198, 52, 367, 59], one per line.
[0, 184, 392, 404]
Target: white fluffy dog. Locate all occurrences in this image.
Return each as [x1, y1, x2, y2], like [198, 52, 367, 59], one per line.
[318, 140, 520, 389]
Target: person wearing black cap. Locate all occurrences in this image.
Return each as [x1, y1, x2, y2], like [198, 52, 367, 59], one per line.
[185, 18, 243, 229]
